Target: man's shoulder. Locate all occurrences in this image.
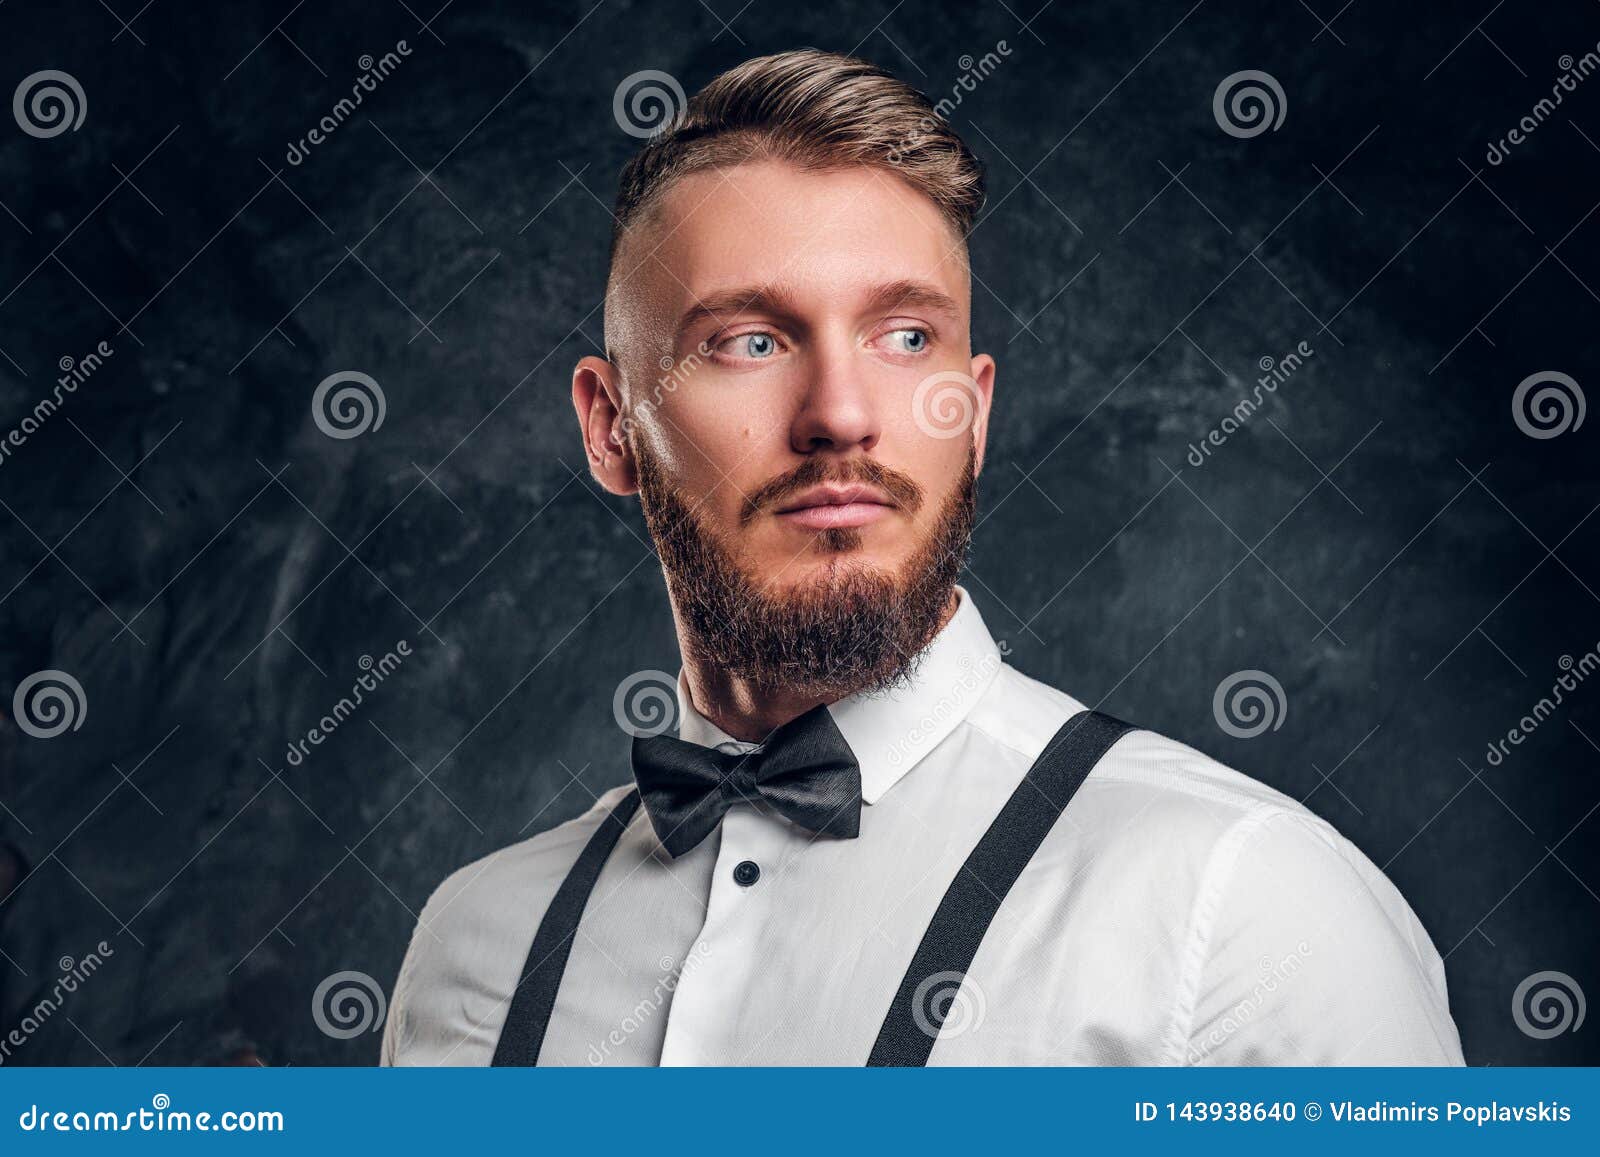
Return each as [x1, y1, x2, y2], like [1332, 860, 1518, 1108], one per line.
[971, 663, 1454, 1026]
[970, 660, 1355, 859]
[383, 784, 635, 1064]
[420, 782, 635, 934]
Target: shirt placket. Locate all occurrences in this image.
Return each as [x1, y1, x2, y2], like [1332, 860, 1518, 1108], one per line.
[657, 795, 781, 1065]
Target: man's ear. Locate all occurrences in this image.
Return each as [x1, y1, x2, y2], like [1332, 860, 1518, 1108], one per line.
[572, 355, 639, 496]
[968, 352, 996, 477]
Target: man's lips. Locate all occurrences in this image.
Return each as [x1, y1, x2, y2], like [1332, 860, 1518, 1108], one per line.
[773, 483, 896, 530]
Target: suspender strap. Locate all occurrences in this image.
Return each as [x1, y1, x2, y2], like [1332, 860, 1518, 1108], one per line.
[491, 787, 642, 1066]
[867, 709, 1134, 1066]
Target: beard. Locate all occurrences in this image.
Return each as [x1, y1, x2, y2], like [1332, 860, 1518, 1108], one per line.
[632, 435, 977, 702]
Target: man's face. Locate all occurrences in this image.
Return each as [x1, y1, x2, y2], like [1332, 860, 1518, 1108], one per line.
[576, 159, 995, 695]
[608, 160, 991, 583]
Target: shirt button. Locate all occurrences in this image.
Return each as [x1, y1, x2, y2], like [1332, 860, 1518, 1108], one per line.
[732, 860, 761, 887]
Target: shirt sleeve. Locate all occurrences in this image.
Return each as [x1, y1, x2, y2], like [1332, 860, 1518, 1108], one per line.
[1180, 807, 1465, 1066]
[376, 866, 481, 1067]
[376, 857, 492, 1068]
[378, 935, 414, 1066]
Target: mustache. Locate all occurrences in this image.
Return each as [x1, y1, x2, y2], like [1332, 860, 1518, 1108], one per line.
[739, 457, 925, 527]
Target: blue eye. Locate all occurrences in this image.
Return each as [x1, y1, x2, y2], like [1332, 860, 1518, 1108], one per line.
[889, 329, 929, 353]
[743, 333, 777, 358]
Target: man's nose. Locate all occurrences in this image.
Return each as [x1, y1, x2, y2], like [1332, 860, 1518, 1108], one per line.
[789, 337, 880, 454]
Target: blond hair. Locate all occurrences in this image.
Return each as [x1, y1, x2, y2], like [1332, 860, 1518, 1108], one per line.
[609, 48, 986, 267]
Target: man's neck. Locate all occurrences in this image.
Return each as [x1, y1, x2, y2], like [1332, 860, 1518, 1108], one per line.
[674, 587, 962, 743]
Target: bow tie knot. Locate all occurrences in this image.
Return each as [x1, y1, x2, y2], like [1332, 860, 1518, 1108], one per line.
[718, 759, 758, 794]
[630, 703, 863, 858]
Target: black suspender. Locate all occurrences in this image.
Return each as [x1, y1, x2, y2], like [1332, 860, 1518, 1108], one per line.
[490, 788, 642, 1066]
[490, 709, 1133, 1066]
[867, 709, 1133, 1065]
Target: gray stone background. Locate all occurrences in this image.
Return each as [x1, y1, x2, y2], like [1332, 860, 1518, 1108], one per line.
[0, 0, 1595, 1066]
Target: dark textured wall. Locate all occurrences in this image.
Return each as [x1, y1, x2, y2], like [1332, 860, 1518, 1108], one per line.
[0, 0, 1595, 1066]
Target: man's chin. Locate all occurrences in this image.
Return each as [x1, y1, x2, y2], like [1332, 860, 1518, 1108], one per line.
[634, 433, 977, 699]
[747, 551, 902, 604]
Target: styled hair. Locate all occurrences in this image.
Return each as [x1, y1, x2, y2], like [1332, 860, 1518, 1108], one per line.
[608, 48, 986, 272]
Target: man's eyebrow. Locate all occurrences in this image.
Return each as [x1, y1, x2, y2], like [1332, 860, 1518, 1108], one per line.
[674, 285, 803, 344]
[860, 279, 962, 320]
[674, 279, 961, 343]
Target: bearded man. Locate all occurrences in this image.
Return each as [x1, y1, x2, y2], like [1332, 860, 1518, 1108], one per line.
[382, 49, 1463, 1067]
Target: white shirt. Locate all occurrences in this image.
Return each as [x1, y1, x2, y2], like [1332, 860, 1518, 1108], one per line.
[382, 585, 1464, 1066]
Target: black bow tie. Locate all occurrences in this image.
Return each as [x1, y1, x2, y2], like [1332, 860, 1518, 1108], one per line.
[630, 703, 862, 858]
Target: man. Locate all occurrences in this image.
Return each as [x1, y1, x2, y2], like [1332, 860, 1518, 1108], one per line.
[382, 49, 1463, 1066]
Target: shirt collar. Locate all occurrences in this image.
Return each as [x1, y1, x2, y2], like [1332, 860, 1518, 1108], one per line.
[672, 584, 1004, 804]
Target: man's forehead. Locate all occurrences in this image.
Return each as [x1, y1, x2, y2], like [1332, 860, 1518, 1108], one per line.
[608, 159, 971, 331]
